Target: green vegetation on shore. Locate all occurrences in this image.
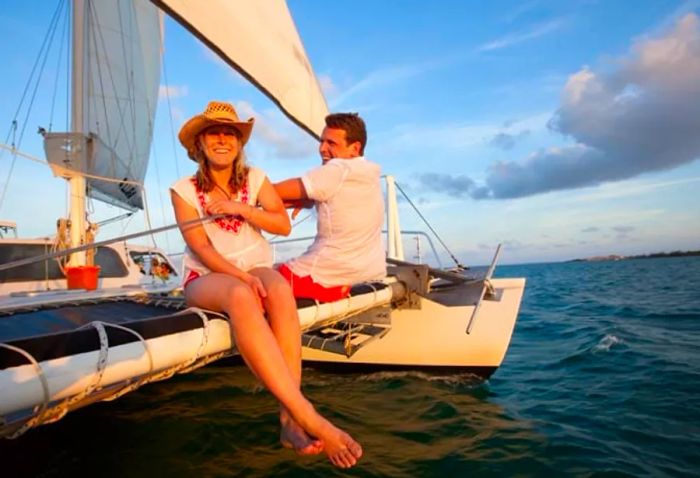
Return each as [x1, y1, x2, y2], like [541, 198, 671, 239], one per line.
[569, 250, 700, 262]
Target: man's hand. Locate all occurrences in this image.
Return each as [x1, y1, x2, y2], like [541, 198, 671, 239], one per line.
[283, 199, 314, 219]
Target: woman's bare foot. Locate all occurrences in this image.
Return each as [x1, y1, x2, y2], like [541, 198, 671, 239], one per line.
[307, 416, 363, 468]
[280, 416, 324, 455]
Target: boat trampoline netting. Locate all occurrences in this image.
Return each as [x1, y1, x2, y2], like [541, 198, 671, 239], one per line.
[0, 281, 390, 369]
[0, 297, 219, 369]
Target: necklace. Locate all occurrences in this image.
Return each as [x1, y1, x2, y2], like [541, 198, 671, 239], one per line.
[213, 183, 232, 200]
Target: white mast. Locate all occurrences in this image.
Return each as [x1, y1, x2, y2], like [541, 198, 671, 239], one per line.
[68, 0, 87, 267]
[385, 176, 404, 261]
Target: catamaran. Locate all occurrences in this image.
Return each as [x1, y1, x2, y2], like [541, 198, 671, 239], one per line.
[0, 0, 525, 439]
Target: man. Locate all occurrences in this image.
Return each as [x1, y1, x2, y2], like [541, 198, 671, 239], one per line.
[274, 113, 386, 302]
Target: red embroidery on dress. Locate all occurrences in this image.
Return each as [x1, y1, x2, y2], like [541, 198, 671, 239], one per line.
[191, 177, 249, 233]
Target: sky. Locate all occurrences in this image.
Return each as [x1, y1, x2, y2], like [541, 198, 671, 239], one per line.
[0, 0, 699, 266]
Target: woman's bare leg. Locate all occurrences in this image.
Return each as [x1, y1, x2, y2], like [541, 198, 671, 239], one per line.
[186, 273, 362, 468]
[249, 267, 321, 455]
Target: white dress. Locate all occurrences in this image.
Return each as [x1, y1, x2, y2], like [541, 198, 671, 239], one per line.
[170, 167, 273, 282]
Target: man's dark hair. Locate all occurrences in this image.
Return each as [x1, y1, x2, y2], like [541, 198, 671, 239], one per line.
[325, 113, 367, 155]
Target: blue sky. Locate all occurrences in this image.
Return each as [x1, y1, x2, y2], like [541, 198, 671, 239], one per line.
[1, 0, 699, 265]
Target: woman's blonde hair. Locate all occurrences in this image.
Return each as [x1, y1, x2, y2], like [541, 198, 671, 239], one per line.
[192, 130, 249, 193]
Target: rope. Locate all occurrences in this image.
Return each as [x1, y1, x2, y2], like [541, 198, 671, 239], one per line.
[393, 180, 465, 269]
[96, 322, 156, 402]
[170, 308, 214, 374]
[52, 218, 70, 276]
[0, 343, 51, 439]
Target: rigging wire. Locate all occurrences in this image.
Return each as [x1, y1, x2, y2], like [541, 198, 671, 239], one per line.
[89, 2, 118, 167]
[149, 139, 172, 253]
[64, 0, 70, 147]
[161, 57, 182, 179]
[16, 4, 65, 153]
[4, 0, 65, 143]
[393, 180, 466, 269]
[140, 184, 160, 251]
[0, 0, 66, 211]
[48, 4, 70, 133]
[133, 3, 172, 254]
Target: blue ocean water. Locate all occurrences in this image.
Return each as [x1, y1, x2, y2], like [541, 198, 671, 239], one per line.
[2, 257, 699, 477]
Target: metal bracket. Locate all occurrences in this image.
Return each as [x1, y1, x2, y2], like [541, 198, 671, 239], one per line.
[302, 321, 391, 357]
[386, 262, 430, 309]
[344, 305, 392, 325]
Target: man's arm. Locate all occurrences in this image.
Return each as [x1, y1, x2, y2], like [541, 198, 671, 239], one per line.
[274, 177, 307, 202]
[273, 178, 314, 217]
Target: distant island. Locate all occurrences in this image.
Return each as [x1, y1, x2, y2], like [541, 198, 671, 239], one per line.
[569, 250, 700, 262]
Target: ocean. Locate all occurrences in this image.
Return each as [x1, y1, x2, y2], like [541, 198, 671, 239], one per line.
[2, 257, 699, 477]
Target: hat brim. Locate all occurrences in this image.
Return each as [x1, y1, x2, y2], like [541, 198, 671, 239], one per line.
[179, 115, 254, 160]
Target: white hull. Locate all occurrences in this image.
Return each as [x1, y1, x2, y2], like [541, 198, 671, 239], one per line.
[301, 278, 526, 373]
[0, 316, 232, 438]
[0, 315, 231, 417]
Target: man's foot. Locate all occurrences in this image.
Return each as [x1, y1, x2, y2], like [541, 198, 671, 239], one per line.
[280, 418, 324, 455]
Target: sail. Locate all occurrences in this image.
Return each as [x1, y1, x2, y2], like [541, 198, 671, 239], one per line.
[44, 0, 162, 211]
[152, 0, 329, 139]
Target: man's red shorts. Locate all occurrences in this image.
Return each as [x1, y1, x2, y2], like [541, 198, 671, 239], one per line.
[278, 264, 350, 303]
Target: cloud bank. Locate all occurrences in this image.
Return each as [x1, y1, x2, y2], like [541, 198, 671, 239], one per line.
[422, 13, 700, 200]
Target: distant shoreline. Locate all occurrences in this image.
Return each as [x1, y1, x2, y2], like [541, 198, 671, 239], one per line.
[568, 250, 700, 263]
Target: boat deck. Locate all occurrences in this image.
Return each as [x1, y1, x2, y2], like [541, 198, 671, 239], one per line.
[0, 281, 391, 370]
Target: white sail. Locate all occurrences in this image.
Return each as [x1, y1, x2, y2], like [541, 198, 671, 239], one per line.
[44, 0, 162, 211]
[152, 0, 329, 139]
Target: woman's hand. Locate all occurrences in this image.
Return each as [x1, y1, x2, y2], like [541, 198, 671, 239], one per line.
[207, 198, 250, 218]
[239, 271, 267, 312]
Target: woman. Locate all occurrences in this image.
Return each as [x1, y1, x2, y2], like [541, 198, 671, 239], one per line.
[170, 101, 362, 468]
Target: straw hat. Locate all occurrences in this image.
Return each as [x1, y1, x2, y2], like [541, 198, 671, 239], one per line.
[178, 101, 255, 160]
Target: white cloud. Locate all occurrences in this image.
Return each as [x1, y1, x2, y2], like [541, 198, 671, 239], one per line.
[158, 85, 188, 99]
[317, 74, 337, 97]
[476, 18, 567, 52]
[235, 101, 317, 159]
[566, 176, 700, 203]
[330, 59, 445, 108]
[379, 111, 550, 157]
[425, 13, 700, 200]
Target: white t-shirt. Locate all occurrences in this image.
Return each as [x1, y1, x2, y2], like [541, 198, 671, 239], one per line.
[286, 157, 386, 286]
[170, 167, 273, 278]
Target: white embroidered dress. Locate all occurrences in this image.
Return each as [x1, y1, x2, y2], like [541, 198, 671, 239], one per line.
[170, 167, 273, 281]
